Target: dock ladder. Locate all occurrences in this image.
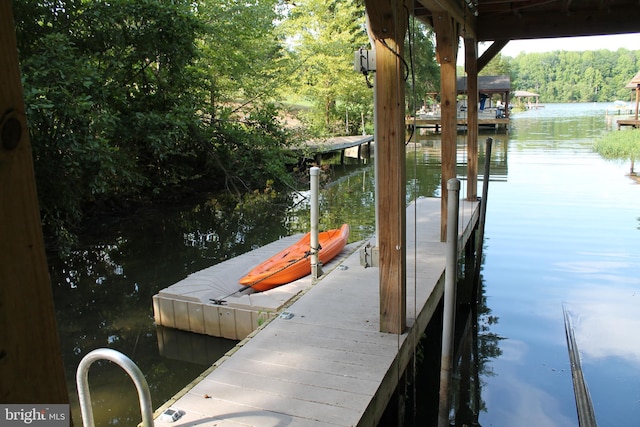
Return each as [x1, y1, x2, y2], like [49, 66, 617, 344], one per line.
[76, 348, 154, 427]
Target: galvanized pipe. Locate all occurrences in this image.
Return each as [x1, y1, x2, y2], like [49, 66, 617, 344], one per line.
[438, 178, 460, 427]
[76, 348, 154, 427]
[310, 166, 322, 279]
[474, 137, 493, 286]
[563, 305, 598, 427]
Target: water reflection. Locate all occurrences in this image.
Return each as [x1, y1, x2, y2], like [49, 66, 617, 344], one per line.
[49, 192, 302, 425]
[478, 103, 640, 426]
[48, 103, 640, 426]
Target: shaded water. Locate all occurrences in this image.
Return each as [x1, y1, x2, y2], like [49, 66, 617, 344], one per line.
[49, 103, 639, 426]
[49, 162, 380, 426]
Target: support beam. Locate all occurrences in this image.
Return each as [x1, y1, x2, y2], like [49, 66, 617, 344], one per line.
[477, 39, 508, 73]
[434, 11, 459, 241]
[365, 0, 408, 334]
[464, 37, 478, 201]
[0, 2, 69, 404]
[416, 0, 476, 39]
[477, 9, 640, 41]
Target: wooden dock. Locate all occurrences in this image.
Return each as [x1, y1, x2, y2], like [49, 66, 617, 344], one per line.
[295, 135, 374, 164]
[153, 237, 362, 341]
[153, 197, 480, 427]
[617, 118, 640, 129]
[407, 116, 509, 131]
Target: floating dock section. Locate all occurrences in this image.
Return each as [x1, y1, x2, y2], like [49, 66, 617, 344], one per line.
[153, 237, 361, 341]
[153, 197, 479, 426]
[296, 135, 374, 164]
[407, 115, 509, 132]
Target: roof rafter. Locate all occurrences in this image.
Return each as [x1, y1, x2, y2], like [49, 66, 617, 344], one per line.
[415, 0, 477, 39]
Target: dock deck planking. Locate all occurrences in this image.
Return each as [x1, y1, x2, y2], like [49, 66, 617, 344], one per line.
[154, 197, 479, 426]
[153, 234, 362, 340]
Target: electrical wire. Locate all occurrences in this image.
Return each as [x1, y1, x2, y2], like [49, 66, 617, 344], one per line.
[406, 10, 419, 423]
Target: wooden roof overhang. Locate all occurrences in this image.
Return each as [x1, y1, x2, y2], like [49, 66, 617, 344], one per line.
[414, 0, 640, 42]
[364, 0, 640, 336]
[625, 71, 640, 89]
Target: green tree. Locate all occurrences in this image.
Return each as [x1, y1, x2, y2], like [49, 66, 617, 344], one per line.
[281, 0, 371, 136]
[15, 0, 294, 248]
[194, 0, 287, 116]
[509, 49, 640, 103]
[407, 18, 440, 110]
[480, 52, 512, 78]
[594, 129, 640, 175]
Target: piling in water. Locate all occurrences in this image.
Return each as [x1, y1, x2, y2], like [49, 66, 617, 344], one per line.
[563, 304, 598, 427]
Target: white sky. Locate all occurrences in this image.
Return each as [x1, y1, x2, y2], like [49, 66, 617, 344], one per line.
[457, 33, 640, 64]
[496, 33, 640, 57]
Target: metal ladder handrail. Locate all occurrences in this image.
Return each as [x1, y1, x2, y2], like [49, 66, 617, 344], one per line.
[76, 348, 154, 427]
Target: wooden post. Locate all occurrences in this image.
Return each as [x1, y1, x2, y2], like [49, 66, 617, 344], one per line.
[464, 37, 478, 201]
[635, 85, 639, 121]
[0, 2, 69, 404]
[365, 0, 408, 334]
[434, 12, 459, 241]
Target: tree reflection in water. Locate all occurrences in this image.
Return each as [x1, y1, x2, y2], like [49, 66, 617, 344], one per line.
[47, 151, 505, 425]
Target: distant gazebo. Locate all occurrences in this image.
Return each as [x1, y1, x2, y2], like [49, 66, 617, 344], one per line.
[513, 90, 541, 109]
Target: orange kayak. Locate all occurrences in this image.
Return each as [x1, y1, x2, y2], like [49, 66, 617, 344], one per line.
[239, 224, 349, 291]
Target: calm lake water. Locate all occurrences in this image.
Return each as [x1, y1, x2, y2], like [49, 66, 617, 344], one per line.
[48, 103, 639, 426]
[476, 103, 640, 427]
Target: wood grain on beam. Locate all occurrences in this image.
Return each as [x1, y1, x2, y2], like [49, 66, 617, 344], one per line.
[477, 9, 640, 41]
[0, 1, 69, 404]
[366, 0, 409, 334]
[416, 0, 476, 38]
[434, 12, 459, 241]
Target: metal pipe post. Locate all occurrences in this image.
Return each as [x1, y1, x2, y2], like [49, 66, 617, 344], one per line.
[474, 137, 493, 284]
[478, 137, 492, 252]
[310, 167, 323, 279]
[438, 178, 460, 427]
[76, 348, 154, 427]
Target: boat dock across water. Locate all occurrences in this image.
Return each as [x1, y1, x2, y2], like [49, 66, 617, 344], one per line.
[152, 197, 480, 426]
[294, 135, 374, 164]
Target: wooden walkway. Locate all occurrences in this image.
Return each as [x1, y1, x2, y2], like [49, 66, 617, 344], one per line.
[153, 197, 479, 427]
[617, 118, 640, 129]
[153, 235, 361, 341]
[296, 135, 374, 164]
[301, 135, 374, 153]
[407, 116, 509, 131]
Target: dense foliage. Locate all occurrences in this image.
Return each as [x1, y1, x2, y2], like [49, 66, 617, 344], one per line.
[14, 0, 640, 249]
[483, 49, 640, 103]
[14, 0, 295, 247]
[279, 0, 372, 135]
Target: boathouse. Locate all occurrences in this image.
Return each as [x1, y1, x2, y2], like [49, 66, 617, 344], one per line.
[411, 75, 511, 131]
[3, 0, 640, 425]
[513, 90, 542, 109]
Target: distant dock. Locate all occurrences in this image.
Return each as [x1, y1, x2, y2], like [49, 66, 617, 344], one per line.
[407, 112, 509, 132]
[294, 135, 374, 164]
[153, 197, 480, 426]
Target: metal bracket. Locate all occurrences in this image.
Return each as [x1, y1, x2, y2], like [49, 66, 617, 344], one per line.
[354, 48, 376, 74]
